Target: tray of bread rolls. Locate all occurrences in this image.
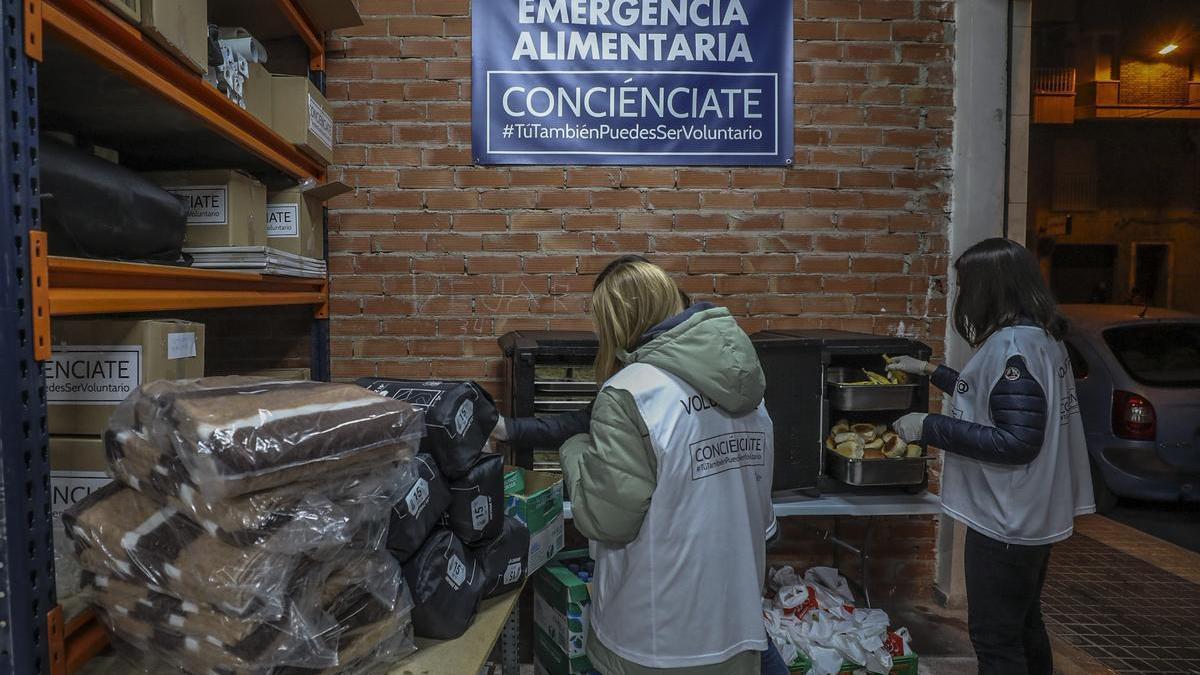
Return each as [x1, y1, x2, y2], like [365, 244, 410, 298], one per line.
[824, 419, 929, 487]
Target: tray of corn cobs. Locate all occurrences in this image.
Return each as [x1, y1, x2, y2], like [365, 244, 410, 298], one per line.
[826, 363, 918, 411]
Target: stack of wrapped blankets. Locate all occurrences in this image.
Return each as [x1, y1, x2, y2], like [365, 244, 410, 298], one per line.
[357, 378, 532, 640]
[63, 377, 426, 674]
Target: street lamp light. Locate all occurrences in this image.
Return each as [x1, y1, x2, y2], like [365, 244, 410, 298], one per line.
[1158, 43, 1180, 55]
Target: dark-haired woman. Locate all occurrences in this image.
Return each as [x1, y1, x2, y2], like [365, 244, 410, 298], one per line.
[888, 238, 1095, 675]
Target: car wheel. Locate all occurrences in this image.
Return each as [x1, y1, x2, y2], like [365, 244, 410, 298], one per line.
[1089, 457, 1118, 515]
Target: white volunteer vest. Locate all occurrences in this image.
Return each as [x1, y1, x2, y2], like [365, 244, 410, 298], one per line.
[940, 326, 1096, 545]
[589, 362, 776, 668]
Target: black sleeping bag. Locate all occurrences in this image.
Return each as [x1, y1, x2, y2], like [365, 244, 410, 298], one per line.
[477, 516, 530, 599]
[403, 528, 487, 640]
[443, 453, 504, 546]
[40, 135, 188, 262]
[355, 379, 499, 479]
[385, 454, 451, 563]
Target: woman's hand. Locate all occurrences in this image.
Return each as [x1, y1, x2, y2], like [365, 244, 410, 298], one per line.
[892, 413, 928, 443]
[887, 355, 932, 376]
[492, 416, 509, 442]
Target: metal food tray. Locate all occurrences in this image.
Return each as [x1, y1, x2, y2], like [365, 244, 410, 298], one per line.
[534, 399, 593, 413]
[826, 367, 917, 411]
[534, 380, 599, 395]
[825, 449, 929, 487]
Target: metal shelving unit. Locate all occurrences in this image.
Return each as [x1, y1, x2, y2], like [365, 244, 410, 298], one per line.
[0, 1, 342, 672]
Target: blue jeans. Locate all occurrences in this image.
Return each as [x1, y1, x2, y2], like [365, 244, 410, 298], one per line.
[761, 639, 791, 675]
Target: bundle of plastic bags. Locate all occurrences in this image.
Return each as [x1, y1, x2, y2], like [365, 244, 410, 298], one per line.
[64, 377, 426, 674]
[762, 566, 912, 675]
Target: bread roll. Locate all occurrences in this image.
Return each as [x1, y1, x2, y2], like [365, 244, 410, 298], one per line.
[883, 435, 907, 458]
[906, 443, 923, 458]
[832, 420, 851, 435]
[863, 449, 886, 460]
[864, 438, 884, 451]
[834, 432, 859, 445]
[874, 424, 888, 437]
[835, 441, 864, 459]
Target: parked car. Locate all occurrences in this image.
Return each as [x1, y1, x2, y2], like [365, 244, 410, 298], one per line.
[1061, 305, 1200, 513]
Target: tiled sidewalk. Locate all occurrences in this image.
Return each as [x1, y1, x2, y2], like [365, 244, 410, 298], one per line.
[1042, 516, 1200, 675]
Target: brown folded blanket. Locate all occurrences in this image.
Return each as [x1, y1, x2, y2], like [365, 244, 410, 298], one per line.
[107, 429, 417, 553]
[116, 377, 424, 499]
[65, 482, 307, 620]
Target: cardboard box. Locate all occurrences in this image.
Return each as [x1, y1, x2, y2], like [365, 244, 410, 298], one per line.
[266, 182, 349, 258]
[147, 170, 267, 248]
[50, 435, 112, 612]
[534, 551, 593, 660]
[243, 368, 312, 380]
[271, 75, 334, 165]
[243, 62, 273, 125]
[140, 0, 207, 74]
[48, 319, 205, 435]
[504, 468, 565, 574]
[504, 466, 526, 495]
[100, 0, 140, 24]
[534, 625, 593, 675]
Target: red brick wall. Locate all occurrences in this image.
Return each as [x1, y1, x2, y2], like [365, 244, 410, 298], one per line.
[326, 0, 955, 601]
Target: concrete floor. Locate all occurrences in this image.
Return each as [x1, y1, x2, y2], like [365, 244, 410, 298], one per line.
[1108, 499, 1200, 554]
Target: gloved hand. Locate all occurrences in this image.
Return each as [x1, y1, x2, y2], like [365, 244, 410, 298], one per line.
[887, 355, 932, 376]
[491, 416, 509, 442]
[892, 413, 928, 443]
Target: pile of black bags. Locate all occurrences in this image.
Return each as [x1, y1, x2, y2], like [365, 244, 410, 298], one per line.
[358, 378, 531, 640]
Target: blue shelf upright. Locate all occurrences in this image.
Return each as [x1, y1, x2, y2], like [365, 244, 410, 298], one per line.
[0, 0, 54, 673]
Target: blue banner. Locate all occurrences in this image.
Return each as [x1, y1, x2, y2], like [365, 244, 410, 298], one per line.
[472, 0, 794, 166]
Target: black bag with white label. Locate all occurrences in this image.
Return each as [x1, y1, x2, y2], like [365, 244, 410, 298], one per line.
[385, 453, 452, 563]
[443, 453, 504, 546]
[40, 135, 188, 263]
[477, 516, 530, 599]
[403, 527, 487, 640]
[355, 379, 499, 479]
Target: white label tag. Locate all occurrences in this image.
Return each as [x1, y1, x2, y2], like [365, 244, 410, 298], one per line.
[470, 494, 492, 532]
[502, 558, 523, 585]
[307, 93, 334, 149]
[266, 204, 300, 238]
[446, 554, 467, 590]
[165, 186, 228, 225]
[46, 346, 142, 404]
[454, 399, 475, 437]
[166, 333, 197, 360]
[51, 471, 111, 516]
[405, 478, 430, 517]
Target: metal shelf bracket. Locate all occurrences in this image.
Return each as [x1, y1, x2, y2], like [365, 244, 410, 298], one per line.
[30, 230, 50, 361]
[25, 0, 42, 61]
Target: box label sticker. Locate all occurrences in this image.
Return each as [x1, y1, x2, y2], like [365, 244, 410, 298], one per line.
[471, 494, 492, 531]
[502, 558, 523, 585]
[454, 399, 475, 437]
[308, 93, 334, 149]
[406, 478, 430, 517]
[689, 431, 767, 480]
[266, 204, 300, 238]
[51, 471, 111, 517]
[446, 554, 467, 590]
[167, 333, 197, 360]
[165, 186, 228, 225]
[46, 346, 142, 404]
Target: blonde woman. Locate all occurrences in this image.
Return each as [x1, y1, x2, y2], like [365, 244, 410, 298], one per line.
[560, 256, 778, 675]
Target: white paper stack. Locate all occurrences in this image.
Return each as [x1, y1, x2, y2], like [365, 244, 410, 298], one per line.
[184, 246, 327, 279]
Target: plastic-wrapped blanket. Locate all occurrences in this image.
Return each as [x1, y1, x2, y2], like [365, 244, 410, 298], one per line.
[61, 377, 426, 674]
[87, 554, 415, 675]
[118, 377, 425, 499]
[762, 566, 912, 675]
[106, 428, 413, 554]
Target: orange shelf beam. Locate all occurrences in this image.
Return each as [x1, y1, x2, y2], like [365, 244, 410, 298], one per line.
[275, 0, 325, 71]
[48, 256, 328, 317]
[43, 0, 325, 181]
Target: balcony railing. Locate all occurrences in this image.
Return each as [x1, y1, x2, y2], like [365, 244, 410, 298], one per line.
[1034, 68, 1077, 95]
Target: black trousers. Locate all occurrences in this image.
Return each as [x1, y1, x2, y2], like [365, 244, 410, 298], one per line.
[964, 527, 1054, 675]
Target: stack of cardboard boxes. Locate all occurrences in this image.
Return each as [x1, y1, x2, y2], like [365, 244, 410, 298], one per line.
[48, 319, 205, 613]
[504, 467, 567, 576]
[533, 551, 596, 675]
